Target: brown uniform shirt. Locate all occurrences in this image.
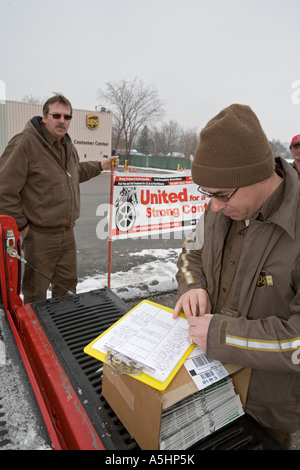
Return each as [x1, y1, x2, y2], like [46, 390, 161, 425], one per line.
[292, 162, 300, 179]
[216, 175, 285, 314]
[42, 124, 67, 168]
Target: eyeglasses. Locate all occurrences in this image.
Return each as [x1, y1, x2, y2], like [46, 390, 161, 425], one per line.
[47, 112, 73, 121]
[197, 187, 239, 202]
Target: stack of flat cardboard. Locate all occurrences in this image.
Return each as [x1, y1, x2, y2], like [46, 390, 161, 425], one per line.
[159, 377, 244, 450]
[102, 363, 251, 450]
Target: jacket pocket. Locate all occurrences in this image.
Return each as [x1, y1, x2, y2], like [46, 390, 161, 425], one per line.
[40, 181, 78, 227]
[248, 369, 299, 404]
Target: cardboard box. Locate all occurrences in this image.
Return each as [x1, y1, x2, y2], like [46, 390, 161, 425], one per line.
[102, 363, 251, 450]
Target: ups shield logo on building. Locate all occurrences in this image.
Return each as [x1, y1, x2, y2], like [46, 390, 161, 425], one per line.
[86, 114, 99, 130]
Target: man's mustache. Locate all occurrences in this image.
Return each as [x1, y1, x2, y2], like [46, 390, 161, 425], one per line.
[56, 123, 66, 129]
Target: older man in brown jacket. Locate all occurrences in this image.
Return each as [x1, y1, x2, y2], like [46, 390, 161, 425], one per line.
[0, 94, 118, 303]
[174, 104, 300, 448]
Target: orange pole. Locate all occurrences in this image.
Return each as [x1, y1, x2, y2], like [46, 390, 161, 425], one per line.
[107, 160, 115, 288]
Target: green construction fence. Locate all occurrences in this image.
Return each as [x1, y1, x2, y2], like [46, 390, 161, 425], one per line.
[119, 154, 191, 171]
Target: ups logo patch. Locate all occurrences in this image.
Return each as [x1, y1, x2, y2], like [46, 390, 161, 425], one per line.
[256, 270, 273, 288]
[86, 114, 99, 130]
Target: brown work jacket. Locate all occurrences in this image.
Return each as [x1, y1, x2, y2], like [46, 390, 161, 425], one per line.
[0, 117, 102, 231]
[176, 158, 300, 432]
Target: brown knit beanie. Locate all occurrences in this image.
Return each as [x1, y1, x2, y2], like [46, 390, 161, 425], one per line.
[192, 104, 275, 188]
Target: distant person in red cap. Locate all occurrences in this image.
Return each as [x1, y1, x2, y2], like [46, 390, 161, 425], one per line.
[290, 134, 300, 178]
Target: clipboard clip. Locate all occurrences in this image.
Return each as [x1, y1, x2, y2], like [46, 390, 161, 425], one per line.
[105, 346, 155, 377]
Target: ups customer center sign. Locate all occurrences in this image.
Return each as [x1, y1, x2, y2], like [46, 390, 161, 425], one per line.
[4, 101, 112, 162]
[72, 110, 112, 160]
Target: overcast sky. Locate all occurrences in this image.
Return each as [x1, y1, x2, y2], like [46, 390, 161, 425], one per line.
[1, 0, 299, 144]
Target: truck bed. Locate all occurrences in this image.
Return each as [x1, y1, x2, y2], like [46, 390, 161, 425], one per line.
[29, 288, 283, 451]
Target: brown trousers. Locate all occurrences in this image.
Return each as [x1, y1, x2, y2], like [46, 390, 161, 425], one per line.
[22, 226, 77, 304]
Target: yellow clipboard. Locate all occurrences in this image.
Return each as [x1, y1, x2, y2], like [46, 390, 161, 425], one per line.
[84, 300, 194, 391]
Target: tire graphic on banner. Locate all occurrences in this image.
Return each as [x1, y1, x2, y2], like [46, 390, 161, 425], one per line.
[115, 201, 136, 232]
[115, 186, 138, 232]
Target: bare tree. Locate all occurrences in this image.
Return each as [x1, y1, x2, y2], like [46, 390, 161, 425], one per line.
[152, 120, 181, 156]
[21, 94, 45, 104]
[151, 121, 198, 157]
[179, 127, 199, 158]
[269, 139, 290, 159]
[98, 78, 164, 160]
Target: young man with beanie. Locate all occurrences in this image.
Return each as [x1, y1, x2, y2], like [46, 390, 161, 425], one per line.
[290, 134, 300, 177]
[0, 94, 118, 304]
[174, 104, 300, 448]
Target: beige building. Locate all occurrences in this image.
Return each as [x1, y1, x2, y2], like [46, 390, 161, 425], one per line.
[0, 100, 112, 161]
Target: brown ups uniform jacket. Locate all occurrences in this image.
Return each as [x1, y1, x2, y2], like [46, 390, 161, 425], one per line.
[292, 162, 300, 180]
[176, 158, 300, 433]
[0, 116, 103, 231]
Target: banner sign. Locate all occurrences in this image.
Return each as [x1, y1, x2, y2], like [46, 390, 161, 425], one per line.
[110, 173, 208, 240]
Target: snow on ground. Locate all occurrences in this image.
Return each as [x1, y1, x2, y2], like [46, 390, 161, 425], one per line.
[0, 309, 53, 450]
[76, 248, 181, 301]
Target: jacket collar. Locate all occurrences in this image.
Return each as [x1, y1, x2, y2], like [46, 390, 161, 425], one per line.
[213, 157, 299, 241]
[269, 157, 300, 240]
